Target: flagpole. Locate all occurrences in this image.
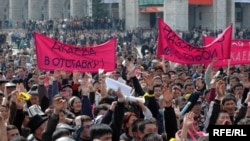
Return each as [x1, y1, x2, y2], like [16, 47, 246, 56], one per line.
[227, 59, 231, 76]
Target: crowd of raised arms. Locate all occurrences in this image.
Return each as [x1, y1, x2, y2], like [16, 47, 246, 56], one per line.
[0, 17, 250, 141]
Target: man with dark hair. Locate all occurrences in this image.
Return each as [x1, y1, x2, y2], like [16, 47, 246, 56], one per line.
[6, 125, 20, 141]
[232, 83, 244, 108]
[138, 118, 158, 140]
[74, 115, 92, 141]
[93, 104, 109, 124]
[90, 124, 112, 141]
[228, 76, 240, 93]
[52, 129, 72, 141]
[11, 136, 27, 141]
[142, 133, 163, 141]
[131, 119, 144, 141]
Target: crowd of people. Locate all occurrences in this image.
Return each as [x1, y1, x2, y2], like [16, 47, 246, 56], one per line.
[0, 17, 250, 141]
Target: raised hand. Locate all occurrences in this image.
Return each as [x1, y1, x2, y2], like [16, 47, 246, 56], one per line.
[73, 70, 80, 83]
[53, 69, 61, 80]
[38, 74, 46, 85]
[183, 111, 194, 127]
[53, 96, 66, 115]
[109, 101, 117, 111]
[60, 69, 67, 79]
[143, 73, 154, 89]
[174, 104, 181, 119]
[115, 87, 125, 101]
[75, 115, 82, 126]
[84, 72, 92, 80]
[80, 75, 93, 96]
[18, 83, 27, 92]
[162, 85, 173, 107]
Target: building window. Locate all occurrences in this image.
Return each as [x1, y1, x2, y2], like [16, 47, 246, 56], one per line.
[235, 3, 243, 22]
[236, 11, 242, 22]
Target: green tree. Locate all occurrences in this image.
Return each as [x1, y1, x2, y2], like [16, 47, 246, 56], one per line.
[92, 0, 109, 18]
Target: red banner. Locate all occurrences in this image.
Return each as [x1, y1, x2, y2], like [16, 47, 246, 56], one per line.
[157, 18, 232, 64]
[34, 32, 116, 73]
[203, 36, 250, 47]
[203, 36, 250, 67]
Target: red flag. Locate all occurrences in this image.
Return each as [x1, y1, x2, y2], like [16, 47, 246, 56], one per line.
[204, 36, 250, 67]
[34, 32, 116, 73]
[157, 18, 232, 64]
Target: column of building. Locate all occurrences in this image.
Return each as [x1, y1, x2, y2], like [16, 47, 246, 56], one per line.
[118, 0, 125, 20]
[226, 0, 235, 37]
[87, 0, 92, 17]
[9, 0, 27, 22]
[28, 0, 43, 20]
[48, 0, 64, 19]
[124, 0, 139, 30]
[213, 0, 227, 30]
[0, 0, 9, 21]
[70, 0, 86, 18]
[164, 0, 188, 31]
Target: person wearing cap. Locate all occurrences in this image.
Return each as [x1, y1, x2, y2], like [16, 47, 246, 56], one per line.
[5, 82, 16, 95]
[27, 114, 48, 141]
[0, 78, 8, 92]
[60, 84, 74, 100]
[27, 94, 66, 141]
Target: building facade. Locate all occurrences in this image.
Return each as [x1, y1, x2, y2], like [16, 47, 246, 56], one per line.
[120, 0, 250, 32]
[0, 0, 90, 22]
[0, 0, 250, 31]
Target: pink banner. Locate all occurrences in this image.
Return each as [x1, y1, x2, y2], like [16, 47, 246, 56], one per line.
[157, 18, 232, 64]
[203, 36, 250, 47]
[34, 32, 116, 73]
[203, 36, 250, 67]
